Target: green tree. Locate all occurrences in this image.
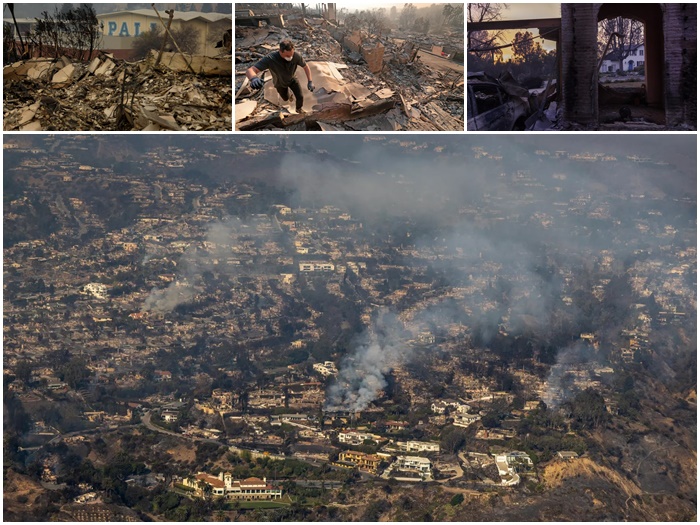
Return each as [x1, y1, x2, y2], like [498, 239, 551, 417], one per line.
[566, 388, 608, 430]
[512, 31, 545, 64]
[450, 493, 465, 506]
[14, 359, 33, 384]
[440, 427, 467, 453]
[28, 5, 101, 60]
[60, 357, 90, 389]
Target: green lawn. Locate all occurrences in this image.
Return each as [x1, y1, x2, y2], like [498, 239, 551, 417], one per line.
[232, 501, 288, 510]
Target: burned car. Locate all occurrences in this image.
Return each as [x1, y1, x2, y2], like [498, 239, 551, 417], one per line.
[467, 72, 530, 131]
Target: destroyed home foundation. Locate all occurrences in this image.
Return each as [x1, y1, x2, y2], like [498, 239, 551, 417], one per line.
[235, 4, 464, 132]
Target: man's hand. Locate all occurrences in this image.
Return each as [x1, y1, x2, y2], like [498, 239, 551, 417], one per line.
[307, 81, 315, 92]
[250, 77, 264, 90]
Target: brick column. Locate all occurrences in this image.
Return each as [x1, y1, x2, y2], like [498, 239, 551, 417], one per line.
[663, 3, 697, 126]
[561, 4, 601, 125]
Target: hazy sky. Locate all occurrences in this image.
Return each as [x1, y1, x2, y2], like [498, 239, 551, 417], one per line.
[470, 3, 562, 59]
[335, 2, 446, 12]
[499, 3, 562, 20]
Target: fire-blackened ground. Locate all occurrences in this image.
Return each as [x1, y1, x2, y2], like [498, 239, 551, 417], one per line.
[235, 22, 464, 131]
[3, 51, 232, 131]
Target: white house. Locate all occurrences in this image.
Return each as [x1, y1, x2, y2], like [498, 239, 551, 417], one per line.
[430, 400, 466, 414]
[496, 451, 533, 472]
[162, 409, 179, 423]
[82, 283, 108, 299]
[399, 440, 440, 453]
[299, 261, 335, 272]
[453, 413, 481, 428]
[600, 43, 645, 73]
[184, 473, 282, 500]
[395, 455, 432, 475]
[338, 430, 377, 446]
[493, 451, 533, 486]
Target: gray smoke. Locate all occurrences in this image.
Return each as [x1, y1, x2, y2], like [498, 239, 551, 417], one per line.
[542, 341, 602, 408]
[142, 216, 245, 313]
[325, 310, 411, 412]
[142, 281, 196, 314]
[276, 137, 694, 409]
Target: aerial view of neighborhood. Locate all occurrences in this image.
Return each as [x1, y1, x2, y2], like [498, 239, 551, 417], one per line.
[3, 134, 696, 521]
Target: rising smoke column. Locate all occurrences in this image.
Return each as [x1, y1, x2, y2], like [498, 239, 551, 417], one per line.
[325, 310, 411, 412]
[542, 340, 603, 408]
[142, 281, 196, 314]
[141, 217, 243, 313]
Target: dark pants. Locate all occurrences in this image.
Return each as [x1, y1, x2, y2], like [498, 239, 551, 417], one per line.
[276, 78, 303, 111]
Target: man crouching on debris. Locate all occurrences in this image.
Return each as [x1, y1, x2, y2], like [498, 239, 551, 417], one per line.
[246, 40, 314, 113]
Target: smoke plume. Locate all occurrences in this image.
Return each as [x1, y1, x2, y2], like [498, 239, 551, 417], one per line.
[325, 310, 410, 412]
[142, 216, 246, 313]
[542, 341, 603, 408]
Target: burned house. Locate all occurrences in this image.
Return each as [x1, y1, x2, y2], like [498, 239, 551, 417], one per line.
[235, 5, 464, 131]
[468, 3, 695, 130]
[561, 3, 696, 128]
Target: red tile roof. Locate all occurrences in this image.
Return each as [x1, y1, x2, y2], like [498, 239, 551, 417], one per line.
[196, 473, 225, 489]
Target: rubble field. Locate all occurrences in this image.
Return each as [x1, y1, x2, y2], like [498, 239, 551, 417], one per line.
[235, 21, 464, 131]
[3, 50, 232, 131]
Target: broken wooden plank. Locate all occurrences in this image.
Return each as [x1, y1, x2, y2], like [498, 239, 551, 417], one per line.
[235, 99, 257, 122]
[141, 107, 182, 131]
[399, 93, 411, 118]
[421, 101, 463, 131]
[237, 98, 397, 130]
[235, 76, 250, 100]
[375, 88, 394, 99]
[317, 122, 344, 131]
[237, 111, 287, 130]
[348, 98, 396, 117]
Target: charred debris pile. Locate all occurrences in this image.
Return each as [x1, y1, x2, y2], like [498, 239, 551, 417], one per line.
[235, 16, 464, 131]
[4, 50, 232, 132]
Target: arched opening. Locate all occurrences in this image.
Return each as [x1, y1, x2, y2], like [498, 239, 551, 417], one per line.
[597, 4, 665, 125]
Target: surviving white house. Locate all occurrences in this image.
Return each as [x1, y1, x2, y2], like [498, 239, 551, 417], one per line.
[184, 473, 282, 500]
[395, 455, 432, 474]
[494, 451, 533, 487]
[396, 440, 440, 453]
[338, 430, 378, 446]
[299, 261, 335, 272]
[599, 43, 645, 73]
[431, 400, 455, 414]
[392, 456, 432, 478]
[495, 451, 533, 472]
[161, 409, 179, 423]
[452, 413, 481, 428]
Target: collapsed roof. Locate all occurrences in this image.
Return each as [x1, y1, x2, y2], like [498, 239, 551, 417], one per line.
[4, 50, 232, 132]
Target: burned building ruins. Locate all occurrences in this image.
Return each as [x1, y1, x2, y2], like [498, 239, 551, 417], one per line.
[467, 3, 695, 130]
[3, 6, 232, 131]
[235, 3, 464, 131]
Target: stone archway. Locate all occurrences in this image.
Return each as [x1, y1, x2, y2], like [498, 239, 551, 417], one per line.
[599, 4, 664, 107]
[561, 3, 696, 127]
